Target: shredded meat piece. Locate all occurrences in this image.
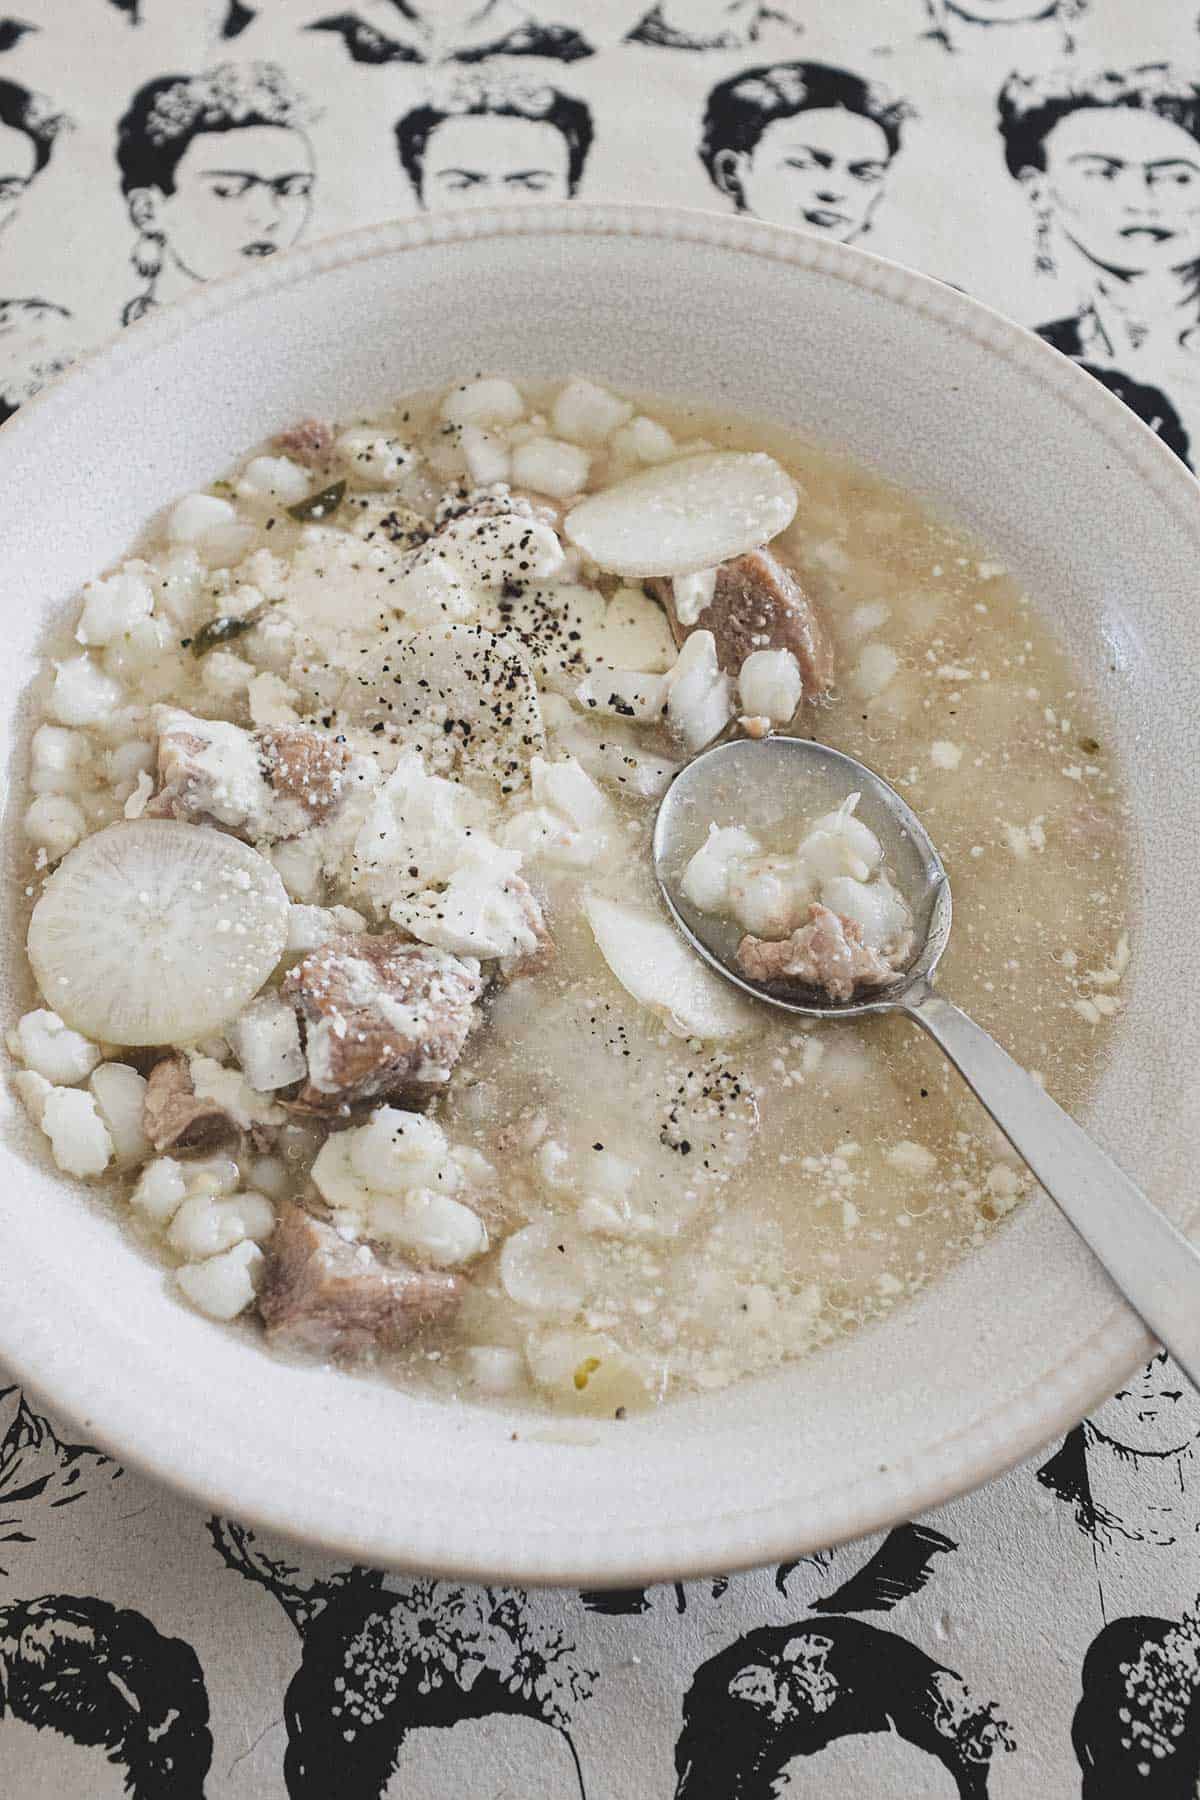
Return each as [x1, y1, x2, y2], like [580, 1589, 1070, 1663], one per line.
[147, 706, 350, 842]
[258, 1202, 462, 1357]
[650, 548, 834, 698]
[497, 876, 555, 980]
[257, 725, 349, 824]
[737, 904, 907, 1003]
[143, 1055, 239, 1153]
[283, 933, 483, 1113]
[274, 418, 334, 468]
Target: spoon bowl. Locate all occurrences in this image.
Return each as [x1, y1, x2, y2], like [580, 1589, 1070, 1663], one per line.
[654, 730, 1200, 1394]
[652, 734, 952, 1019]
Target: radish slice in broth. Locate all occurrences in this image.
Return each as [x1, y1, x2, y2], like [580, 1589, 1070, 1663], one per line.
[564, 451, 798, 578]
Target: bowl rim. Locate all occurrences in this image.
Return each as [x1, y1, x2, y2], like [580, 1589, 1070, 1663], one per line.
[2, 199, 1186, 1584]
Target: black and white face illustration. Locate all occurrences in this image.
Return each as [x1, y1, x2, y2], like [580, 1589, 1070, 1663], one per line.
[942, 0, 1064, 21]
[1073, 1607, 1200, 1798]
[135, 122, 313, 277]
[927, 0, 1088, 53]
[1030, 107, 1200, 278]
[0, 1595, 212, 1799]
[625, 1, 801, 50]
[395, 88, 592, 210]
[769, 1734, 963, 1796]
[674, 1618, 1013, 1799]
[1, 1383, 118, 1568]
[1094, 1351, 1200, 1457]
[309, 0, 593, 66]
[700, 63, 904, 242]
[116, 63, 315, 309]
[1001, 68, 1200, 283]
[0, 79, 67, 241]
[210, 1522, 595, 1798]
[108, 0, 255, 31]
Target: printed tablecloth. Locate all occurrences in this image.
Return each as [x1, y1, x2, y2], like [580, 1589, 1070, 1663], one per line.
[2, 4, 1199, 1795]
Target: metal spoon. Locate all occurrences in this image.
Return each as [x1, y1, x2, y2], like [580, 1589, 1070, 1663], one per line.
[653, 734, 1200, 1392]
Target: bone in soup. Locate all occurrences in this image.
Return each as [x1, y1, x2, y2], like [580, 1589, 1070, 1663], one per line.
[8, 376, 1131, 1414]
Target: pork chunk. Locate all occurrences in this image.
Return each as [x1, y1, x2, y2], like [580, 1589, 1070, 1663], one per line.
[258, 1202, 462, 1357]
[283, 933, 483, 1113]
[144, 1054, 239, 1153]
[651, 549, 834, 698]
[148, 706, 351, 842]
[737, 903, 906, 1003]
[274, 417, 334, 469]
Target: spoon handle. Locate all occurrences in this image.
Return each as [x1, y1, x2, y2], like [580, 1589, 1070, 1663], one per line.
[903, 987, 1200, 1394]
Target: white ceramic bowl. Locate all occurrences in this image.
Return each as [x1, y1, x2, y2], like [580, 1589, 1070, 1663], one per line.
[1, 206, 1196, 1586]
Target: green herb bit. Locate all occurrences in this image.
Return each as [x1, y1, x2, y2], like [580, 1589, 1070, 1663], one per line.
[287, 479, 346, 523]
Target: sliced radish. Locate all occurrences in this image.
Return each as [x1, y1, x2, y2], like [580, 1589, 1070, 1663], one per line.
[583, 893, 754, 1039]
[564, 451, 798, 578]
[28, 820, 289, 1047]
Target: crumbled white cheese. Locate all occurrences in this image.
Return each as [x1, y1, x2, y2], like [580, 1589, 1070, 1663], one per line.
[227, 994, 305, 1092]
[335, 428, 415, 487]
[672, 567, 718, 627]
[285, 903, 367, 953]
[200, 649, 255, 701]
[393, 553, 478, 628]
[76, 567, 155, 647]
[49, 656, 124, 727]
[431, 509, 564, 587]
[247, 672, 300, 727]
[503, 754, 614, 869]
[930, 740, 963, 770]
